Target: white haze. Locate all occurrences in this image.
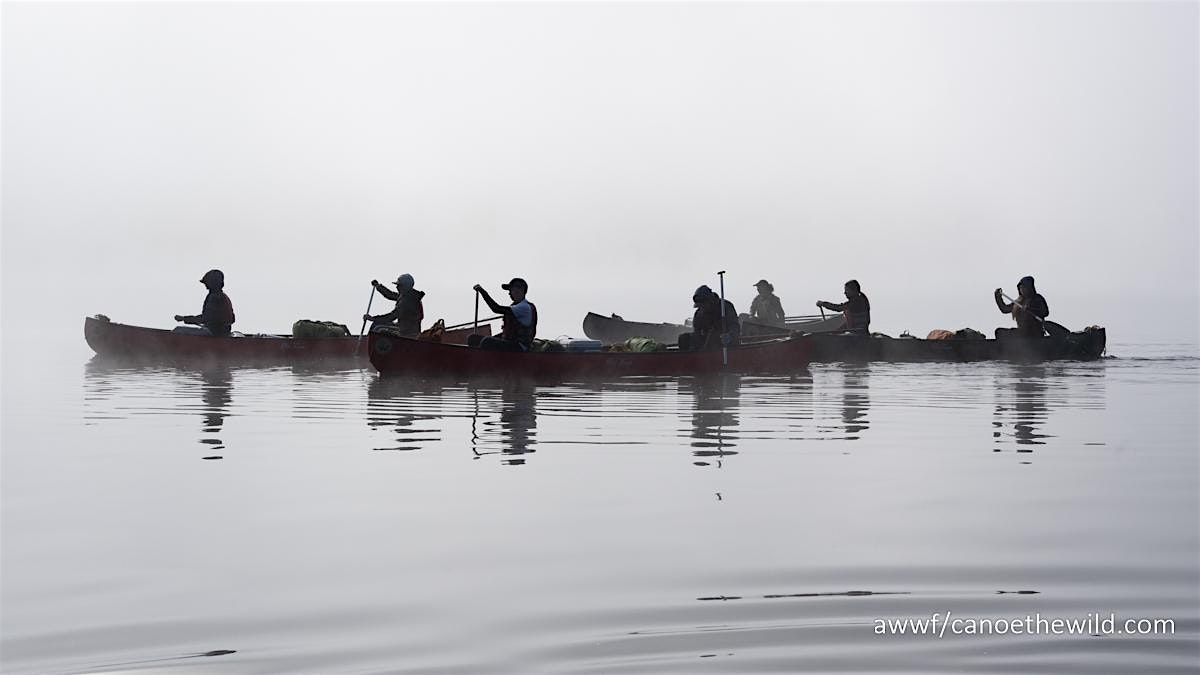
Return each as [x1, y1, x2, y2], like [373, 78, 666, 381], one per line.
[3, 2, 1197, 356]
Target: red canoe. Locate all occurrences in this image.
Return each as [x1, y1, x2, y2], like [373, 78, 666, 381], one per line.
[367, 328, 813, 378]
[84, 316, 488, 363]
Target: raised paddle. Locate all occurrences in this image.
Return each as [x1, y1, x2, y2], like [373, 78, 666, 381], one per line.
[718, 270, 728, 367]
[1000, 292, 1070, 338]
[474, 289, 480, 335]
[357, 284, 377, 349]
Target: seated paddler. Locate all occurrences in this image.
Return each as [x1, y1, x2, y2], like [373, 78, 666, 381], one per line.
[994, 276, 1049, 339]
[679, 285, 740, 351]
[174, 269, 235, 337]
[365, 273, 425, 337]
[816, 279, 871, 334]
[470, 278, 537, 352]
[748, 279, 786, 327]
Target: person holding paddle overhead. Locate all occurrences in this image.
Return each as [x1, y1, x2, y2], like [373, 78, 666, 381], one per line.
[470, 278, 537, 352]
[994, 276, 1050, 338]
[817, 279, 871, 334]
[365, 274, 424, 336]
[174, 269, 235, 337]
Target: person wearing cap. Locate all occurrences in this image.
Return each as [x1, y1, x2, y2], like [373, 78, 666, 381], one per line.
[174, 269, 236, 337]
[679, 285, 740, 351]
[366, 274, 425, 336]
[748, 279, 786, 327]
[470, 278, 537, 352]
[816, 280, 871, 334]
[994, 276, 1049, 338]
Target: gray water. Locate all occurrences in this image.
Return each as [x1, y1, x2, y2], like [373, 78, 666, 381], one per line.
[2, 343, 1197, 674]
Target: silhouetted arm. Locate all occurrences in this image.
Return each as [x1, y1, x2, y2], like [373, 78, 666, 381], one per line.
[476, 288, 512, 317]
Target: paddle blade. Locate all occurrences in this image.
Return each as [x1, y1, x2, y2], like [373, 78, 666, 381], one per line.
[1044, 320, 1071, 338]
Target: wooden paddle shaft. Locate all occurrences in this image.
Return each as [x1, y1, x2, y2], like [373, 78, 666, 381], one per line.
[357, 285, 377, 346]
[445, 315, 501, 331]
[718, 270, 728, 367]
[1001, 292, 1045, 324]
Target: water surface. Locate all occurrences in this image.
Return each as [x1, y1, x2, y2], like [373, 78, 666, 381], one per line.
[2, 344, 1197, 673]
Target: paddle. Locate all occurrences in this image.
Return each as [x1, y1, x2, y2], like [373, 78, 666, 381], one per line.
[474, 289, 480, 335]
[444, 315, 502, 332]
[1000, 292, 1070, 338]
[718, 270, 728, 367]
[357, 284, 377, 349]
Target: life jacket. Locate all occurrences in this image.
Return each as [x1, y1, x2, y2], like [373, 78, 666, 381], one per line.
[205, 291, 235, 329]
[217, 292, 235, 325]
[1011, 293, 1047, 336]
[502, 301, 537, 348]
[751, 294, 785, 326]
[693, 299, 740, 348]
[395, 289, 425, 336]
[843, 294, 870, 332]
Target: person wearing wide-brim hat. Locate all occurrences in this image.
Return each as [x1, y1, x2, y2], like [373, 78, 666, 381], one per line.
[749, 279, 786, 327]
[367, 273, 425, 336]
[470, 277, 537, 351]
[174, 269, 236, 337]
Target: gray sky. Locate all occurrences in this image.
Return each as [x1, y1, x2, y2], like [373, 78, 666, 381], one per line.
[3, 1, 1197, 352]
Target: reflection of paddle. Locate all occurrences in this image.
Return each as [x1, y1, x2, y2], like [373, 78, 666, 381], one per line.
[1001, 292, 1070, 338]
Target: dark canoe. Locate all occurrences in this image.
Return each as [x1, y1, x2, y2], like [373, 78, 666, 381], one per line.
[368, 328, 813, 378]
[803, 327, 1107, 363]
[84, 316, 488, 363]
[581, 311, 845, 345]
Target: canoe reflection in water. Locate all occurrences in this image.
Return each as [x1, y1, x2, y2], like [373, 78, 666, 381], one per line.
[687, 375, 740, 466]
[366, 377, 447, 452]
[993, 364, 1052, 452]
[84, 359, 234, 459]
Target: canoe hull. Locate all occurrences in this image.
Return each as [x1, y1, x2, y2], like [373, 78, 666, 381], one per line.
[581, 311, 844, 345]
[368, 330, 814, 378]
[804, 328, 1107, 363]
[84, 316, 486, 363]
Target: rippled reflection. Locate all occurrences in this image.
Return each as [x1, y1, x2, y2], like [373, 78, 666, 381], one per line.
[366, 376, 447, 452]
[686, 375, 740, 466]
[197, 367, 232, 456]
[492, 380, 538, 464]
[84, 359, 235, 459]
[42, 355, 1194, 675]
[991, 363, 1107, 456]
[840, 366, 870, 440]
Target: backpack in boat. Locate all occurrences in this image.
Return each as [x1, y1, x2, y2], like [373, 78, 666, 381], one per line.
[418, 319, 446, 342]
[625, 337, 664, 352]
[292, 320, 351, 338]
[530, 338, 566, 353]
[954, 328, 986, 340]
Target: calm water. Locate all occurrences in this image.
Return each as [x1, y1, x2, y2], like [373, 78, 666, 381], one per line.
[2, 342, 1198, 674]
